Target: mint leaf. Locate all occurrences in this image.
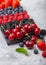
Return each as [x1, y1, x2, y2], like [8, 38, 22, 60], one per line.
[16, 48, 28, 56]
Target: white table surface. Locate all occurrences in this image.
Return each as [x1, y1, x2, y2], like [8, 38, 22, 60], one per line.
[0, 0, 46, 65]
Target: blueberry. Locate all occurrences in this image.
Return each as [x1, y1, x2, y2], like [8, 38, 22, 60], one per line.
[0, 11, 2, 15]
[0, 9, 4, 15]
[7, 10, 12, 14]
[38, 34, 44, 39]
[19, 8, 23, 12]
[34, 49, 38, 54]
[18, 6, 23, 10]
[14, 8, 19, 13]
[8, 6, 12, 10]
[4, 8, 8, 14]
[12, 10, 14, 14]
[19, 43, 24, 47]
[40, 29, 46, 35]
[18, 6, 23, 12]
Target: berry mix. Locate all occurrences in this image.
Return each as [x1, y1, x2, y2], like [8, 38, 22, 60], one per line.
[0, 0, 46, 57]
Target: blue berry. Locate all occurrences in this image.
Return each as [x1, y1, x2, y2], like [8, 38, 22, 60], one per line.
[38, 34, 44, 39]
[0, 9, 4, 15]
[8, 6, 12, 10]
[34, 49, 38, 54]
[4, 8, 7, 14]
[14, 8, 19, 12]
[7, 10, 12, 14]
[18, 6, 23, 12]
[12, 10, 14, 14]
[40, 29, 46, 35]
[19, 43, 24, 47]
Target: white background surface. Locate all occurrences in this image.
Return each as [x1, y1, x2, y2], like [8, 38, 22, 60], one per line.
[0, 0, 46, 65]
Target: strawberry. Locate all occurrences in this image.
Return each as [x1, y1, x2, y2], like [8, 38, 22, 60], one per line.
[12, 0, 20, 9]
[4, 0, 12, 8]
[0, 3, 5, 9]
[37, 40, 46, 51]
[42, 51, 46, 58]
[0, 0, 4, 3]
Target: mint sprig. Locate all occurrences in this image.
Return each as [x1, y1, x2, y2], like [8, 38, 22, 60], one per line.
[16, 48, 28, 56]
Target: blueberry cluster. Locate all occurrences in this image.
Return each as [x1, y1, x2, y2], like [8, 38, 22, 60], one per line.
[0, 6, 24, 15]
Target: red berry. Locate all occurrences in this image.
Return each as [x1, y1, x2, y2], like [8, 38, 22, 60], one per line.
[17, 15, 24, 21]
[31, 23, 37, 29]
[0, 15, 3, 19]
[3, 14, 8, 19]
[3, 15, 8, 22]
[12, 28, 19, 34]
[17, 16, 21, 21]
[14, 13, 18, 17]
[37, 40, 46, 51]
[34, 28, 40, 35]
[23, 11, 27, 15]
[8, 33, 15, 41]
[31, 35, 37, 42]
[19, 12, 23, 15]
[13, 13, 18, 21]
[24, 24, 30, 32]
[8, 14, 13, 22]
[16, 31, 23, 39]
[4, 30, 11, 37]
[42, 51, 46, 58]
[3, 20, 7, 24]
[24, 14, 30, 19]
[20, 15, 24, 21]
[0, 19, 3, 25]
[25, 40, 34, 49]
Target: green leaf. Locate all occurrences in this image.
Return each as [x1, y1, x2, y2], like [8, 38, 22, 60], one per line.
[16, 48, 28, 56]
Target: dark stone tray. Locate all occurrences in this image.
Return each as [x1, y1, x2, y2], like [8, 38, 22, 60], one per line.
[0, 18, 35, 45]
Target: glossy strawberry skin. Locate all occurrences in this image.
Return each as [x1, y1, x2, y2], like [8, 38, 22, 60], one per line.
[37, 41, 46, 51]
[12, 0, 20, 9]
